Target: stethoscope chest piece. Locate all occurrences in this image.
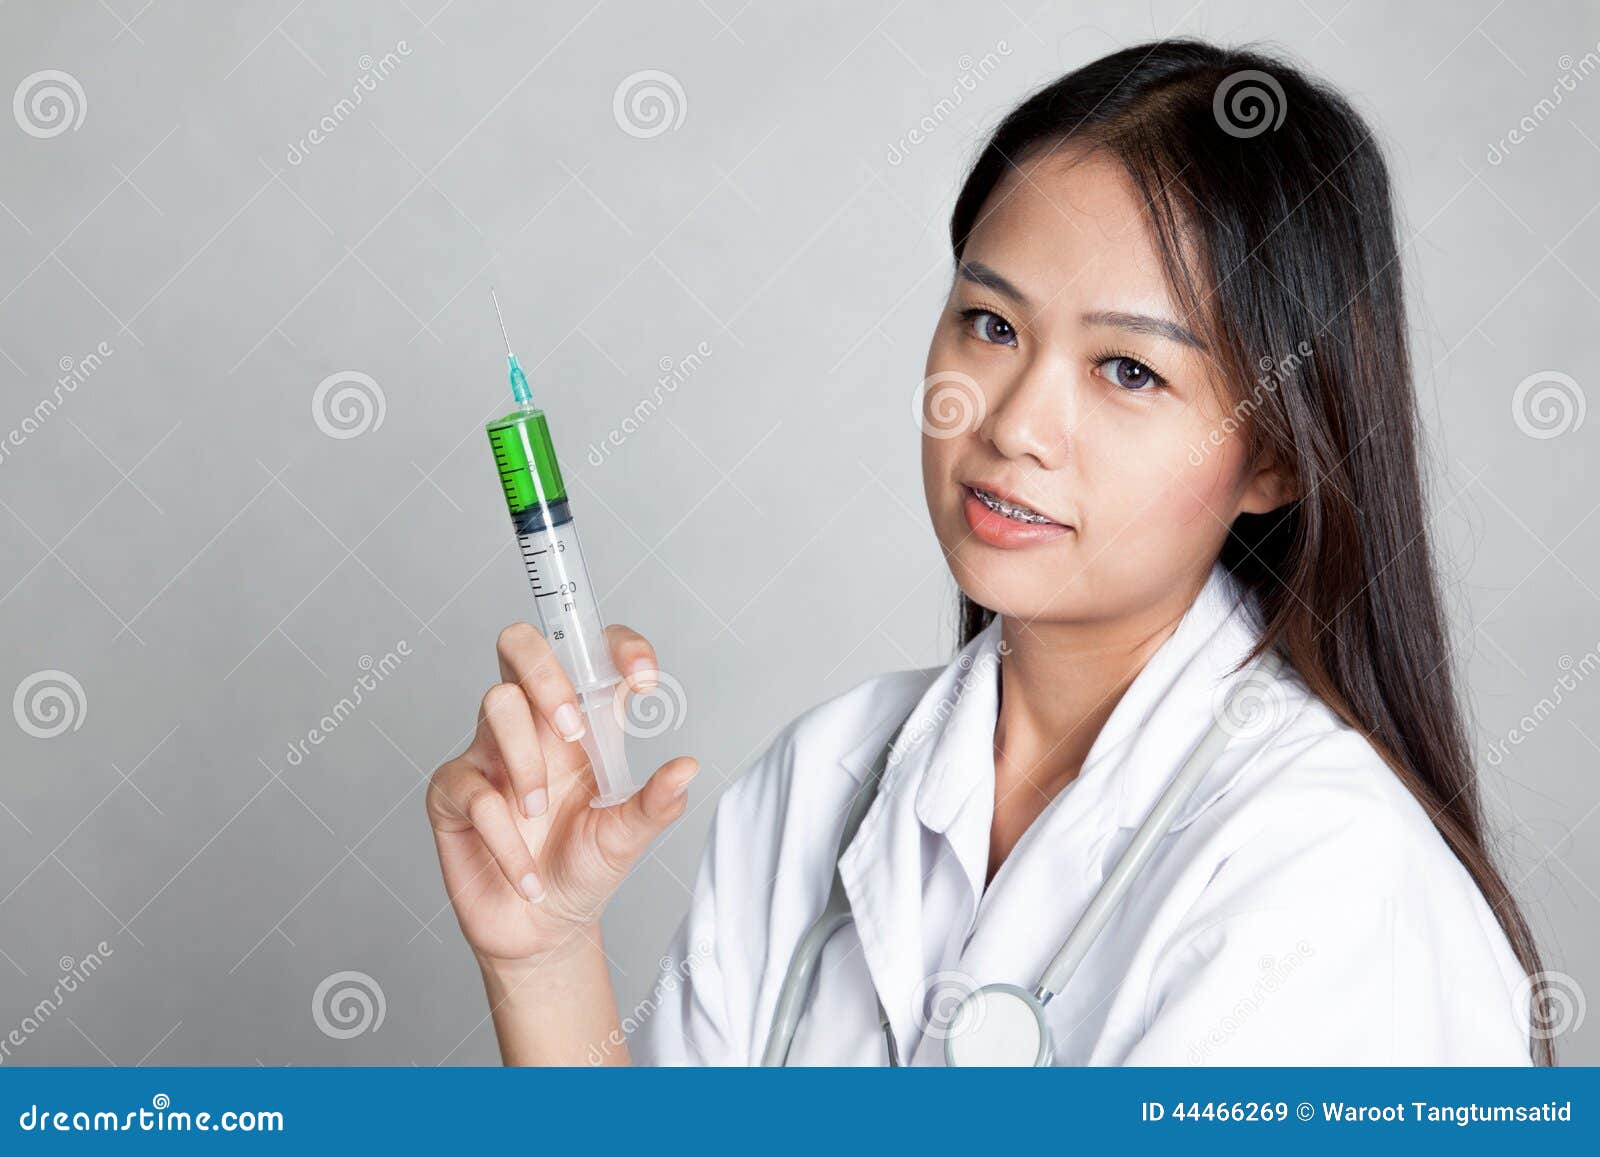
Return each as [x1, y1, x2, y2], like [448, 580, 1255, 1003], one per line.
[943, 982, 1053, 1067]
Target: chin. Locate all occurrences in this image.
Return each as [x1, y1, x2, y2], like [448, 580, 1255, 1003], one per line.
[944, 547, 1082, 624]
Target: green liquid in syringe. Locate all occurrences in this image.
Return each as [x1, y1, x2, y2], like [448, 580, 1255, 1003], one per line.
[487, 407, 569, 529]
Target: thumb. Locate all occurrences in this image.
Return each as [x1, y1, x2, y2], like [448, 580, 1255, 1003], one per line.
[594, 756, 700, 866]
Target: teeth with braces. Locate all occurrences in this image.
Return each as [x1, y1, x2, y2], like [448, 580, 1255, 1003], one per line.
[972, 487, 1055, 524]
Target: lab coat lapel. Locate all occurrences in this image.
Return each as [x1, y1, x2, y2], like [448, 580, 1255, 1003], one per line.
[944, 564, 1261, 1058]
[835, 621, 1004, 1061]
[1103, 563, 1264, 831]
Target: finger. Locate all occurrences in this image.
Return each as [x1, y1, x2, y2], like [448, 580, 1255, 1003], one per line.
[425, 757, 491, 835]
[479, 683, 548, 820]
[604, 623, 659, 691]
[426, 763, 541, 899]
[497, 622, 586, 744]
[594, 756, 700, 869]
[463, 783, 544, 903]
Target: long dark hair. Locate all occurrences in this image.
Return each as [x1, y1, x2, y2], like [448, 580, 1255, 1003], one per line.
[951, 38, 1550, 1062]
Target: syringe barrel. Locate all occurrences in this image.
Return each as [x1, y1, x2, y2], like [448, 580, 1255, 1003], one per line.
[512, 503, 620, 692]
[487, 406, 637, 808]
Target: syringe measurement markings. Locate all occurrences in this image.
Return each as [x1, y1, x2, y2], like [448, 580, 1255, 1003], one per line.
[494, 451, 520, 506]
[518, 543, 579, 608]
[519, 539, 548, 594]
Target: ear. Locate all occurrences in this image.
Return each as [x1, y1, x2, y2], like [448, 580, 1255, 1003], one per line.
[1237, 451, 1298, 516]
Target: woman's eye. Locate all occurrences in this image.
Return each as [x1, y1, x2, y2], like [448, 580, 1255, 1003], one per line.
[1095, 356, 1164, 391]
[966, 310, 1017, 346]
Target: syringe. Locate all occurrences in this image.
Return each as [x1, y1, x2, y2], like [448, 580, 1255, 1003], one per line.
[485, 291, 636, 807]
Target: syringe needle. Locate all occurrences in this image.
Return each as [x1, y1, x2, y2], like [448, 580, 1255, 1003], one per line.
[490, 288, 533, 405]
[490, 287, 514, 357]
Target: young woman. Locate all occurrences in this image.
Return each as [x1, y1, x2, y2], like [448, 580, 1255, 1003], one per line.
[426, 38, 1547, 1065]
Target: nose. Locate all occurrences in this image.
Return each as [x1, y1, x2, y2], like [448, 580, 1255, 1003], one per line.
[979, 350, 1072, 470]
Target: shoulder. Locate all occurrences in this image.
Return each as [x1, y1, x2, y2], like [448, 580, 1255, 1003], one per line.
[1197, 686, 1495, 922]
[1208, 691, 1479, 893]
[682, 661, 945, 975]
[1165, 686, 1531, 1054]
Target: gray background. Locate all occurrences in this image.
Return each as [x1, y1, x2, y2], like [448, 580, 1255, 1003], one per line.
[1, 0, 1596, 1066]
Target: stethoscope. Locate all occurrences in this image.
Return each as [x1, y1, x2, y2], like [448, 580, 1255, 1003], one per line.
[760, 651, 1283, 1066]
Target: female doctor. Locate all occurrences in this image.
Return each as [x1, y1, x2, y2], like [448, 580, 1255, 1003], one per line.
[425, 39, 1549, 1065]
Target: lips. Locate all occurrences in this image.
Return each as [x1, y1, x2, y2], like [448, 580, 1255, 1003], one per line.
[961, 483, 1072, 548]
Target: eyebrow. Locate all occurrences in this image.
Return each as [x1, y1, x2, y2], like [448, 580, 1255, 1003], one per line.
[1081, 309, 1205, 351]
[957, 260, 1205, 352]
[957, 261, 1033, 309]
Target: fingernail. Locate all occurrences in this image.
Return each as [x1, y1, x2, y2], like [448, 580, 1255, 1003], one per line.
[553, 703, 585, 741]
[629, 663, 659, 692]
[670, 762, 701, 798]
[520, 872, 545, 903]
[523, 788, 547, 818]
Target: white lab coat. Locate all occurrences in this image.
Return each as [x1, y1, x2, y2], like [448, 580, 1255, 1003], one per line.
[630, 562, 1533, 1065]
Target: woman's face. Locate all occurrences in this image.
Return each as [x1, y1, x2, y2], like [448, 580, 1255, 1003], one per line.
[921, 144, 1289, 628]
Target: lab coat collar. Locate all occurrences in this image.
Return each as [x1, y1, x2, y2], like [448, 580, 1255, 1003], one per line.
[834, 620, 1000, 797]
[837, 561, 1264, 832]
[833, 619, 1003, 831]
[833, 562, 1267, 1057]
[833, 620, 1003, 1055]
[1094, 562, 1266, 832]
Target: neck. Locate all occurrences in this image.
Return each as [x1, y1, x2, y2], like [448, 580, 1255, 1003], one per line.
[993, 571, 1211, 798]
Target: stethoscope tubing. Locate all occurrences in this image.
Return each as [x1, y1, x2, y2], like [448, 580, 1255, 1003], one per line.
[762, 650, 1283, 1066]
[1035, 651, 1280, 999]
